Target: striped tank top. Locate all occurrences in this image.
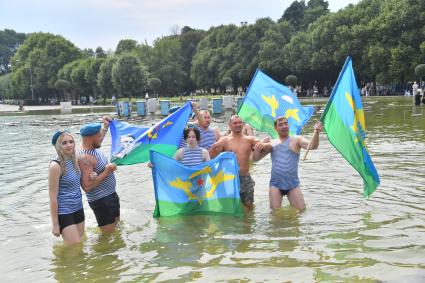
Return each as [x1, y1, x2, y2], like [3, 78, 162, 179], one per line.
[180, 146, 204, 167]
[199, 127, 216, 150]
[269, 137, 300, 191]
[55, 158, 83, 215]
[179, 127, 216, 149]
[78, 149, 116, 202]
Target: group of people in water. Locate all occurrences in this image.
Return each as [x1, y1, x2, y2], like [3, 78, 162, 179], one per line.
[48, 102, 323, 245]
[48, 118, 118, 245]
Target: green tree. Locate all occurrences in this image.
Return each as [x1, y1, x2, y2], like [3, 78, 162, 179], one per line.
[0, 73, 12, 98]
[111, 53, 149, 99]
[11, 32, 81, 101]
[116, 39, 138, 55]
[279, 1, 306, 29]
[415, 64, 425, 82]
[70, 59, 91, 100]
[85, 57, 105, 103]
[97, 57, 116, 102]
[179, 26, 205, 93]
[95, 47, 107, 58]
[0, 29, 26, 75]
[149, 36, 185, 96]
[54, 79, 71, 100]
[148, 77, 161, 97]
[285, 74, 298, 87]
[303, 0, 329, 28]
[220, 77, 232, 92]
[258, 21, 294, 78]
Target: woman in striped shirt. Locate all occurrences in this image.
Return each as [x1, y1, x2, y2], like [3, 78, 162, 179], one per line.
[48, 130, 85, 245]
[174, 127, 210, 167]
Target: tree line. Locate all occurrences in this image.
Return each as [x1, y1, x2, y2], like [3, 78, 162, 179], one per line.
[0, 0, 424, 104]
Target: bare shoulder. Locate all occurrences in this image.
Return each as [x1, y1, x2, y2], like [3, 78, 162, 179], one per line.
[218, 135, 230, 142]
[78, 153, 96, 167]
[245, 135, 258, 144]
[49, 160, 61, 171]
[173, 148, 184, 160]
[48, 161, 62, 178]
[78, 152, 95, 161]
[202, 148, 210, 157]
[290, 135, 305, 148]
[291, 135, 302, 142]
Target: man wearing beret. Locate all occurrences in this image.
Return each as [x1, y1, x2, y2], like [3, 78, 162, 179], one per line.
[77, 116, 119, 233]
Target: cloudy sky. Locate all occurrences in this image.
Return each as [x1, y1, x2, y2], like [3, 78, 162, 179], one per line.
[0, 0, 359, 50]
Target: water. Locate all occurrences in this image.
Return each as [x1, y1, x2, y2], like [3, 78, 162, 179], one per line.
[1, 97, 425, 282]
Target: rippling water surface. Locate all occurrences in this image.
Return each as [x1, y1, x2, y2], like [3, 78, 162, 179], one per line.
[1, 97, 425, 282]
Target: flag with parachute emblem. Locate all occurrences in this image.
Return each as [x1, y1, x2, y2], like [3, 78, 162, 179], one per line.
[321, 57, 380, 197]
[150, 151, 242, 217]
[237, 69, 314, 138]
[110, 102, 192, 165]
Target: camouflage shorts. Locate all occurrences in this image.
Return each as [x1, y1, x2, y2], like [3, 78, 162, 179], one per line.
[239, 175, 255, 204]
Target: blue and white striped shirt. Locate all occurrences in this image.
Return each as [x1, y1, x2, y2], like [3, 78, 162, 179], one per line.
[179, 127, 216, 149]
[199, 127, 216, 150]
[180, 146, 204, 167]
[269, 138, 300, 191]
[78, 149, 116, 202]
[55, 158, 83, 215]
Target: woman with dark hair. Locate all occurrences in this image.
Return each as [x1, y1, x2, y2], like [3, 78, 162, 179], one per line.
[48, 130, 85, 245]
[174, 127, 210, 167]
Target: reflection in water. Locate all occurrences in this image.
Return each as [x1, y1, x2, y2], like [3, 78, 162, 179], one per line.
[136, 214, 254, 281]
[2, 97, 425, 281]
[51, 230, 128, 282]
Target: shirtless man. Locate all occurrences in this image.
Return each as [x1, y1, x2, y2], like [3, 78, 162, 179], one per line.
[209, 115, 266, 209]
[253, 116, 323, 210]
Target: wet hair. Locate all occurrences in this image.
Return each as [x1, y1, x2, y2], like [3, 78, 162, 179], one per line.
[274, 116, 288, 127]
[53, 132, 79, 175]
[183, 127, 201, 142]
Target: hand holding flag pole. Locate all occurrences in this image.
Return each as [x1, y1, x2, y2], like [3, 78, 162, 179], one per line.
[302, 120, 322, 161]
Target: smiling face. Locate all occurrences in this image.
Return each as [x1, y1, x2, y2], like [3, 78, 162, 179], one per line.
[229, 115, 243, 134]
[274, 117, 289, 138]
[56, 133, 75, 157]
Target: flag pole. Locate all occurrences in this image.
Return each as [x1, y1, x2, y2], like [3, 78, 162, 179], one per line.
[302, 129, 319, 161]
[302, 56, 352, 161]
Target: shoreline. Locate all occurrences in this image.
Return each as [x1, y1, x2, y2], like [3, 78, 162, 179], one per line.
[0, 104, 116, 116]
[0, 95, 408, 116]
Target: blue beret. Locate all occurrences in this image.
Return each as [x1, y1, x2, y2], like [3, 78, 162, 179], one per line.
[52, 129, 69, 145]
[168, 106, 180, 114]
[80, 123, 102, 137]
